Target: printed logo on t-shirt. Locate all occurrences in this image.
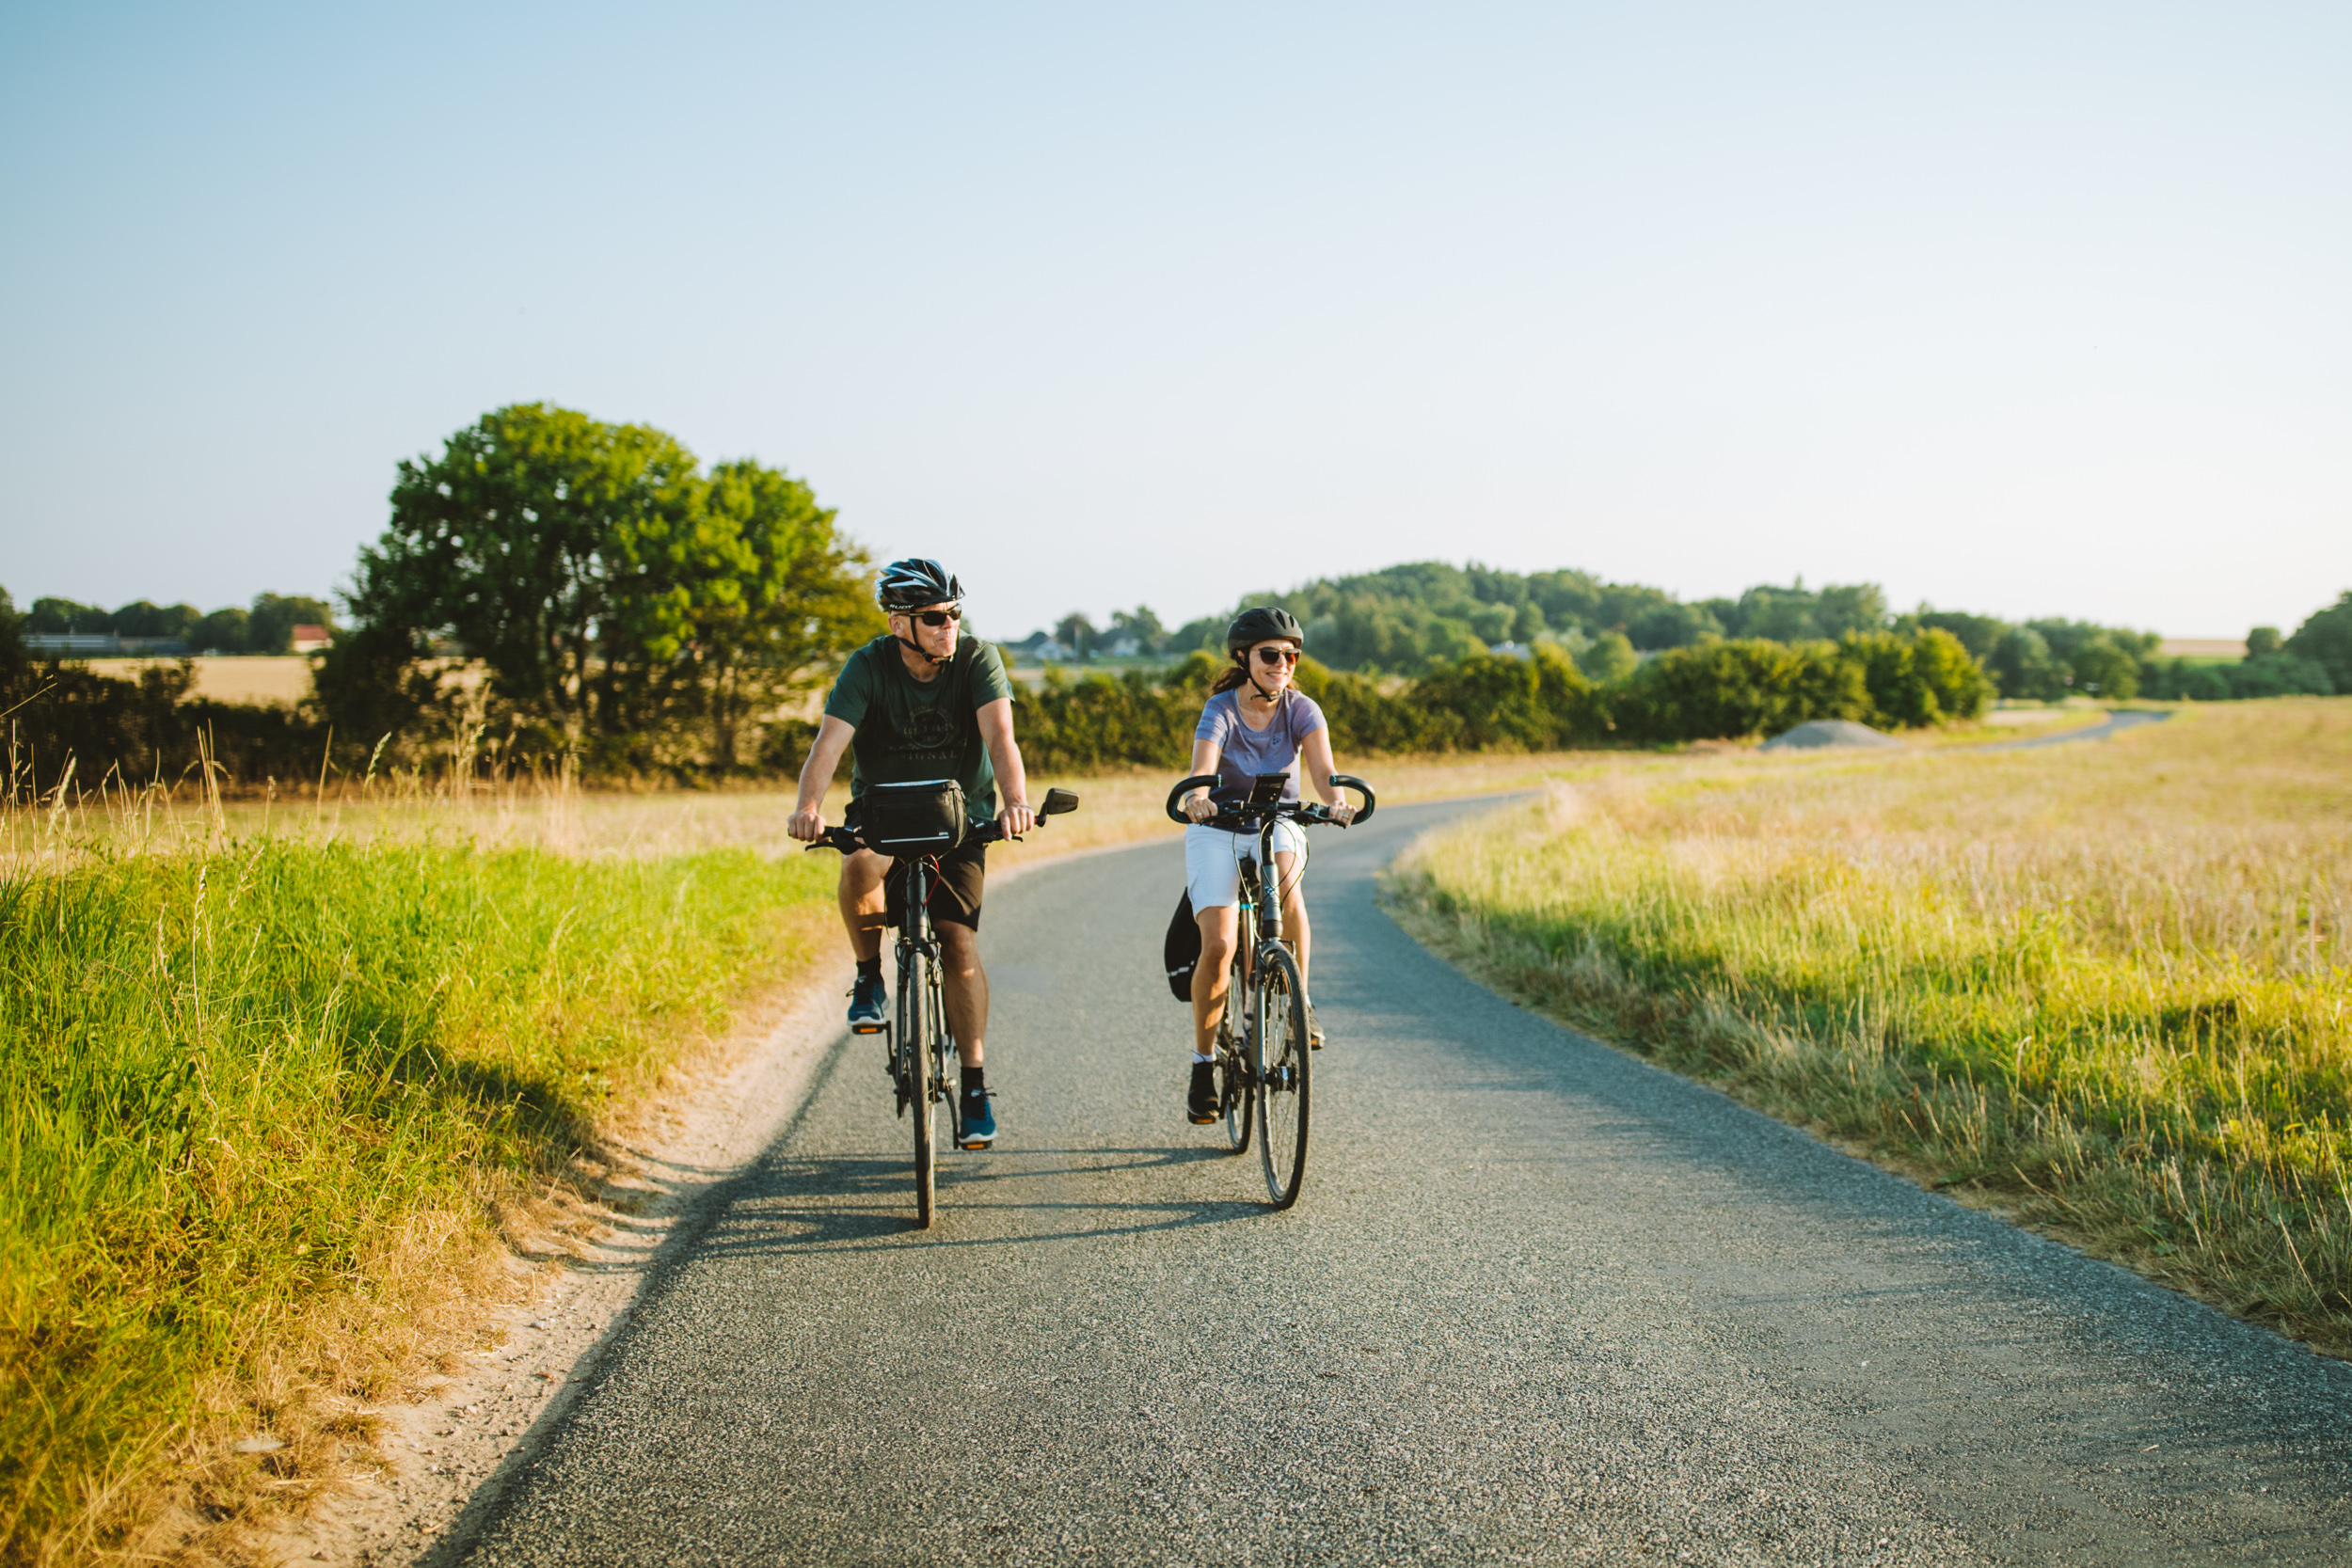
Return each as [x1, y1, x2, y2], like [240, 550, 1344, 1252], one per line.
[906, 707, 955, 750]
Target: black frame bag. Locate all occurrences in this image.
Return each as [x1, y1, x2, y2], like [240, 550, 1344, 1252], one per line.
[857, 779, 968, 856]
[1164, 890, 1200, 1001]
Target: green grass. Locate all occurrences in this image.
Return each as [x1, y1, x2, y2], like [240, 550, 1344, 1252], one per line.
[1385, 699, 2352, 1352]
[0, 832, 833, 1561]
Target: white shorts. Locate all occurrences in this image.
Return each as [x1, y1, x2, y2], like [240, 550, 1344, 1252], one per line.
[1184, 819, 1308, 911]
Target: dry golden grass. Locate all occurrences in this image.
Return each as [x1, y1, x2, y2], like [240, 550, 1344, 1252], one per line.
[1388, 699, 2352, 1350]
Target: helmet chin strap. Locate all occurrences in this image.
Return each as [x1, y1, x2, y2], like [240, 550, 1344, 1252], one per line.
[1239, 655, 1284, 705]
[897, 633, 948, 668]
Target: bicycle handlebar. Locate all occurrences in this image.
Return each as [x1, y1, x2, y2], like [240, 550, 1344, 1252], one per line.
[1162, 772, 1377, 828]
[803, 786, 1080, 855]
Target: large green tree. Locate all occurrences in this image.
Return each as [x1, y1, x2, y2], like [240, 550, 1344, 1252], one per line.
[2285, 591, 2352, 694]
[342, 404, 877, 770]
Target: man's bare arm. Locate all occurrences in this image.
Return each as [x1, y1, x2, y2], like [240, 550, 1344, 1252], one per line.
[788, 716, 857, 841]
[976, 698, 1035, 837]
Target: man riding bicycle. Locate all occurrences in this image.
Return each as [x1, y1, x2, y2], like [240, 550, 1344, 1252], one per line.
[787, 558, 1036, 1148]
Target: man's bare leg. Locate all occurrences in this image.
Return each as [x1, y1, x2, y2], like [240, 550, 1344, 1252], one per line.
[939, 922, 988, 1069]
[839, 850, 887, 962]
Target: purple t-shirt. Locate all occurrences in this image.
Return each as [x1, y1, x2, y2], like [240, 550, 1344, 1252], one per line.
[1195, 689, 1328, 807]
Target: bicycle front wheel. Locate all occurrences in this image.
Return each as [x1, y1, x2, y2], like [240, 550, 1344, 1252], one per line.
[1252, 942, 1310, 1209]
[899, 949, 937, 1228]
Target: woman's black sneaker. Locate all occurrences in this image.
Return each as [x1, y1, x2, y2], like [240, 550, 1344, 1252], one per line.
[1186, 1061, 1219, 1124]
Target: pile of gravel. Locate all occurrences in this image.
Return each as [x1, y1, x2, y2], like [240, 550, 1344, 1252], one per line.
[1761, 720, 1901, 752]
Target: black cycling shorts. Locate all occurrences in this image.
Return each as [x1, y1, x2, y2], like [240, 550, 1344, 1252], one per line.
[885, 838, 986, 931]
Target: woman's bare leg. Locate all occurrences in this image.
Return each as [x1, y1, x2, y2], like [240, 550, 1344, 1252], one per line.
[1191, 904, 1239, 1054]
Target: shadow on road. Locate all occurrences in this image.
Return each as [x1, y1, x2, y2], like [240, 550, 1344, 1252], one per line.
[700, 1145, 1266, 1253]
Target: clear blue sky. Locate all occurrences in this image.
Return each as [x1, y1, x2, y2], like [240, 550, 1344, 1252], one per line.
[4, 1, 2346, 641]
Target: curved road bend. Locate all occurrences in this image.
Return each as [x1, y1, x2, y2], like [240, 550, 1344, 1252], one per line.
[459, 797, 2349, 1566]
[1977, 708, 2171, 752]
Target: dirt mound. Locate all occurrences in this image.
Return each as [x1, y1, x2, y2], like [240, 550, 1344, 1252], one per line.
[1761, 720, 1900, 752]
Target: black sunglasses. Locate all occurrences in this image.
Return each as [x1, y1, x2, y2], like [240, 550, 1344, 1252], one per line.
[911, 608, 961, 627]
[1254, 645, 1300, 665]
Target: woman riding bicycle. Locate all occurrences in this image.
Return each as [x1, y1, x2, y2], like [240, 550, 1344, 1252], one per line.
[1179, 607, 1357, 1125]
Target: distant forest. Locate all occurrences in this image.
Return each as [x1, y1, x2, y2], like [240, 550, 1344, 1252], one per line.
[23, 593, 335, 656]
[1028, 562, 2345, 704]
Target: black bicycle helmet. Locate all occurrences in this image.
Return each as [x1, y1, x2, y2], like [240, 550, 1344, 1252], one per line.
[876, 558, 963, 612]
[1225, 606, 1304, 655]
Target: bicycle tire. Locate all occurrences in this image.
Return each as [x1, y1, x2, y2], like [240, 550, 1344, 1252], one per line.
[930, 958, 961, 1152]
[1218, 942, 1253, 1153]
[1252, 942, 1310, 1209]
[900, 944, 937, 1228]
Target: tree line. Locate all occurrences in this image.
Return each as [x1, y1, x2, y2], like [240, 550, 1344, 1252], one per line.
[1011, 628, 1994, 772]
[23, 592, 334, 656]
[1040, 562, 2347, 705]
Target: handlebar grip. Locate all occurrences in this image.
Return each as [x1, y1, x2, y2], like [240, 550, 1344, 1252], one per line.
[1165, 773, 1222, 825]
[1328, 773, 1376, 824]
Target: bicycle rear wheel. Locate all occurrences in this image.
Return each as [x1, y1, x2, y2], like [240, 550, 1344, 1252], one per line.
[1252, 942, 1310, 1208]
[1217, 943, 1253, 1153]
[899, 946, 937, 1228]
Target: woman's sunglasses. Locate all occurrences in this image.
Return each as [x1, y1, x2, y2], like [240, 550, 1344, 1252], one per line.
[1254, 645, 1300, 666]
[911, 608, 961, 627]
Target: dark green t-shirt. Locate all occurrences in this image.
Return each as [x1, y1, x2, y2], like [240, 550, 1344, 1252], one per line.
[823, 634, 1015, 815]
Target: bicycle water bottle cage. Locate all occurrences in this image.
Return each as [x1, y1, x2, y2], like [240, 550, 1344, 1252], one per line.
[859, 779, 968, 855]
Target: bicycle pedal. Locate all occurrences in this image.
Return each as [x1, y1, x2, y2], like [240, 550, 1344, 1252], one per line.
[850, 1022, 885, 1036]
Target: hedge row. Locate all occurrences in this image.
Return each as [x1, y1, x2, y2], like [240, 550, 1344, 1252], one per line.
[1015, 628, 1991, 771]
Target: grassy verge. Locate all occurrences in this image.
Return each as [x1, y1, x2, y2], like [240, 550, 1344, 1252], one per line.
[1383, 699, 2352, 1352]
[0, 827, 834, 1562]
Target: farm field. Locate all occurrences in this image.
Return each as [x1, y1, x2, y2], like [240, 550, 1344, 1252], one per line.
[102, 656, 316, 706]
[1385, 698, 2352, 1352]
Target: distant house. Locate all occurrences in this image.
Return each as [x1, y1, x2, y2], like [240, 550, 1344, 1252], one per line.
[1104, 635, 1142, 658]
[1488, 641, 1533, 659]
[290, 624, 333, 653]
[1034, 638, 1073, 662]
[24, 633, 121, 655]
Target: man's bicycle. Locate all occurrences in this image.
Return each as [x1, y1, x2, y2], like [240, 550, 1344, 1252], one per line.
[811, 782, 1079, 1227]
[1165, 770, 1375, 1209]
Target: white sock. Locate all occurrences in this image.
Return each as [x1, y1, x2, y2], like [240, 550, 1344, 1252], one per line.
[1192, 1052, 1215, 1065]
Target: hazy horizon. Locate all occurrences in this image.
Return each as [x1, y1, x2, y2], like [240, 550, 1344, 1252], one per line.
[5, 2, 2345, 641]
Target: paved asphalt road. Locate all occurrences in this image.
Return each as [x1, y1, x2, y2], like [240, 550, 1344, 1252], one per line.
[458, 798, 2351, 1566]
[1977, 710, 2171, 752]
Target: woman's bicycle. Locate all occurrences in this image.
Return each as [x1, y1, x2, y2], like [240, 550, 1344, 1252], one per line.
[1165, 770, 1375, 1209]
[811, 783, 1079, 1227]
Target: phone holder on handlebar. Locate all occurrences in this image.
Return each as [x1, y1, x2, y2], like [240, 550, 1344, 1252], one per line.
[1163, 772, 1376, 826]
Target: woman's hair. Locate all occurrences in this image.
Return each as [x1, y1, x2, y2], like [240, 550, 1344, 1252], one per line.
[1210, 655, 1253, 696]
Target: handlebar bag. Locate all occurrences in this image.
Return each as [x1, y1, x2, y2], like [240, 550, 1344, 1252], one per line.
[859, 778, 967, 856]
[1164, 889, 1200, 1002]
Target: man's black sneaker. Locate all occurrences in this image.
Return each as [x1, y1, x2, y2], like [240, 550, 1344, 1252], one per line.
[1186, 1061, 1220, 1125]
[847, 972, 886, 1034]
[958, 1090, 996, 1148]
